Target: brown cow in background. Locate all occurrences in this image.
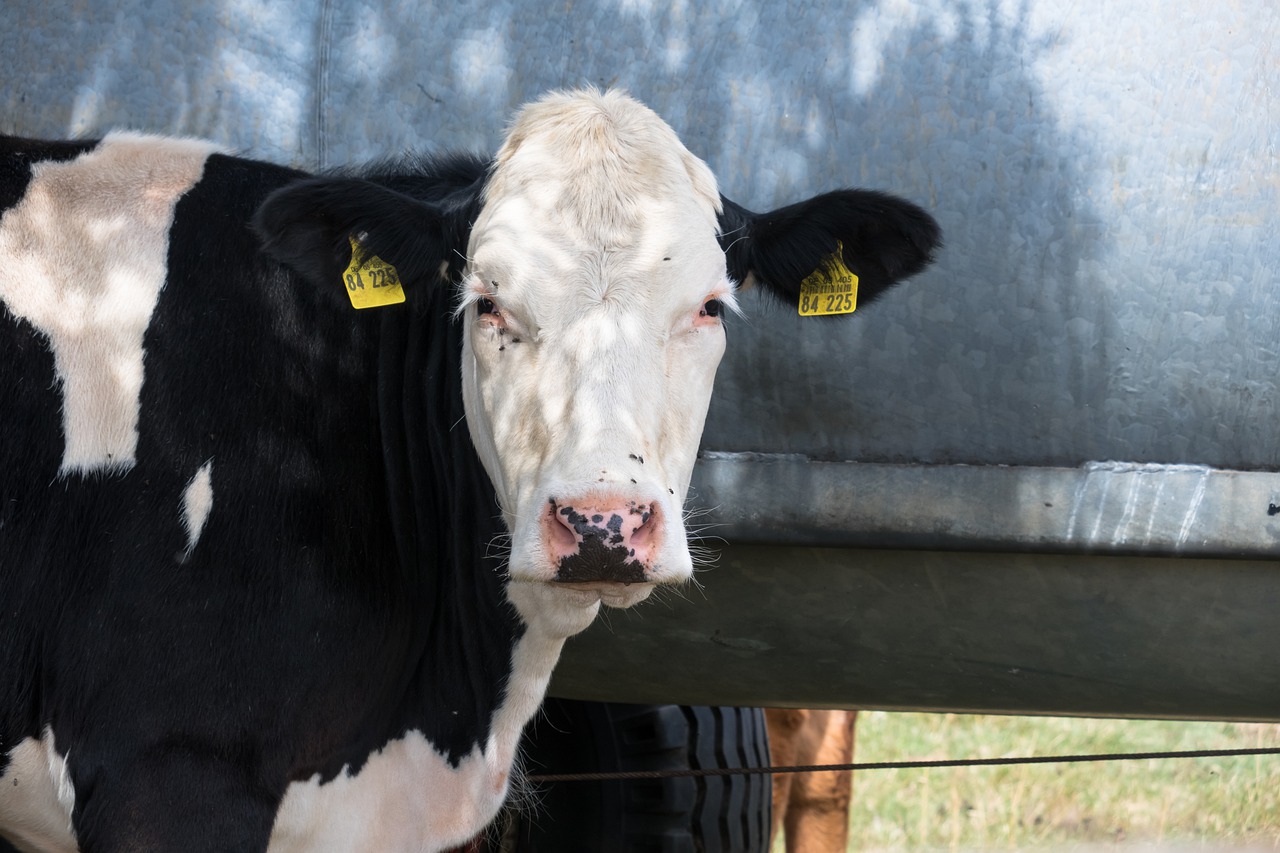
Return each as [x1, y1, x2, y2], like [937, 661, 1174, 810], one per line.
[767, 709, 859, 852]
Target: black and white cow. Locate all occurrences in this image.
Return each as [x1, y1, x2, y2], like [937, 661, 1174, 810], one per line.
[0, 89, 939, 852]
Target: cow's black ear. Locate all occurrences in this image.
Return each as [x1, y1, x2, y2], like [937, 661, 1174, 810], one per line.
[253, 178, 457, 291]
[718, 189, 941, 310]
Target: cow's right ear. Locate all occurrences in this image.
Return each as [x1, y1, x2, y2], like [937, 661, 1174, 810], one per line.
[253, 178, 467, 291]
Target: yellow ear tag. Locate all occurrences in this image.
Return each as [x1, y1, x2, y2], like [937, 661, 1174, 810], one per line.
[342, 235, 405, 309]
[797, 242, 858, 316]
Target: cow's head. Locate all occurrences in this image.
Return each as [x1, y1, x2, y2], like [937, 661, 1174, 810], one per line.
[255, 89, 939, 634]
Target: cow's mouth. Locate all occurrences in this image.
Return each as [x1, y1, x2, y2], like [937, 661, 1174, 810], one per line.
[552, 580, 656, 609]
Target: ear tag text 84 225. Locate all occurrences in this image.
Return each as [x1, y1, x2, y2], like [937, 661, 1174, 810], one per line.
[797, 242, 858, 316]
[343, 235, 405, 309]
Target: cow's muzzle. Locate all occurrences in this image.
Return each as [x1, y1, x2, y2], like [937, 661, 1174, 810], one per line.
[543, 497, 661, 584]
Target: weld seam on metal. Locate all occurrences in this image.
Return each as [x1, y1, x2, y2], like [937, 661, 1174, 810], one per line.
[315, 0, 336, 169]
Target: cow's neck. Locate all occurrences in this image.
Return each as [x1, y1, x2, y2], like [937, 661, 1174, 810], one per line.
[374, 284, 551, 772]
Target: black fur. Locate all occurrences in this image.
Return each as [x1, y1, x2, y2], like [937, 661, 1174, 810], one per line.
[252, 153, 488, 293]
[0, 143, 512, 851]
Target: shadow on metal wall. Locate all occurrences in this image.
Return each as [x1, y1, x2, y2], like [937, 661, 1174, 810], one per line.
[701, 0, 1112, 471]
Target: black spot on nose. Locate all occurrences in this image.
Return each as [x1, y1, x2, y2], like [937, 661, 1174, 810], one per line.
[553, 508, 646, 584]
[556, 539, 646, 584]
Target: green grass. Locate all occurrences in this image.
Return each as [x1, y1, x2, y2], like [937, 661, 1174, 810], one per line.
[777, 713, 1280, 851]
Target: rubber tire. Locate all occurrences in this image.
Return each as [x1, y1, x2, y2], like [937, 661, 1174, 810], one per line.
[511, 700, 771, 853]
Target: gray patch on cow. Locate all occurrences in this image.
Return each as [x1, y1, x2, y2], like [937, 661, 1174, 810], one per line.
[0, 132, 223, 476]
[180, 459, 214, 561]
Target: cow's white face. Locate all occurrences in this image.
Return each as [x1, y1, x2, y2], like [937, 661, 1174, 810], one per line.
[458, 91, 734, 629]
[256, 88, 940, 636]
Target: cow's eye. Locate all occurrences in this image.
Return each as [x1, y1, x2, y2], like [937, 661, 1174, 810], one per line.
[477, 297, 499, 316]
[701, 298, 722, 318]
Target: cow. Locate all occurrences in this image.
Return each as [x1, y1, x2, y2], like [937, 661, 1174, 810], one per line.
[767, 708, 860, 852]
[0, 89, 939, 852]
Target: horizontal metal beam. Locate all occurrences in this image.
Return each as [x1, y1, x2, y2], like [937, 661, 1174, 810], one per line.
[689, 455, 1280, 559]
[551, 545, 1280, 720]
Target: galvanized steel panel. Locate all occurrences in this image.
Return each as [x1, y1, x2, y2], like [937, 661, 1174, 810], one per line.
[693, 455, 1280, 559]
[5, 0, 1276, 473]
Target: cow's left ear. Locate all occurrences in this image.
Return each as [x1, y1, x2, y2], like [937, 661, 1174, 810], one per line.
[718, 189, 941, 309]
[253, 177, 476, 291]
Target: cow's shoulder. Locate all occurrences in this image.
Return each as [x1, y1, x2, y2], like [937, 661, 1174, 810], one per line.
[0, 135, 98, 212]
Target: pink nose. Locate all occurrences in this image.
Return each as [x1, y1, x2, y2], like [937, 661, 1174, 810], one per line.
[543, 498, 662, 583]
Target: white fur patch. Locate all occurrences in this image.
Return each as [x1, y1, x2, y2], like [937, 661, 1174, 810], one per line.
[181, 459, 214, 557]
[0, 728, 78, 853]
[0, 133, 223, 476]
[268, 626, 567, 853]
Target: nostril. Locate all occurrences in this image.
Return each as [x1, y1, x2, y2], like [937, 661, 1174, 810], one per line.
[627, 503, 660, 559]
[545, 498, 666, 578]
[546, 501, 578, 556]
